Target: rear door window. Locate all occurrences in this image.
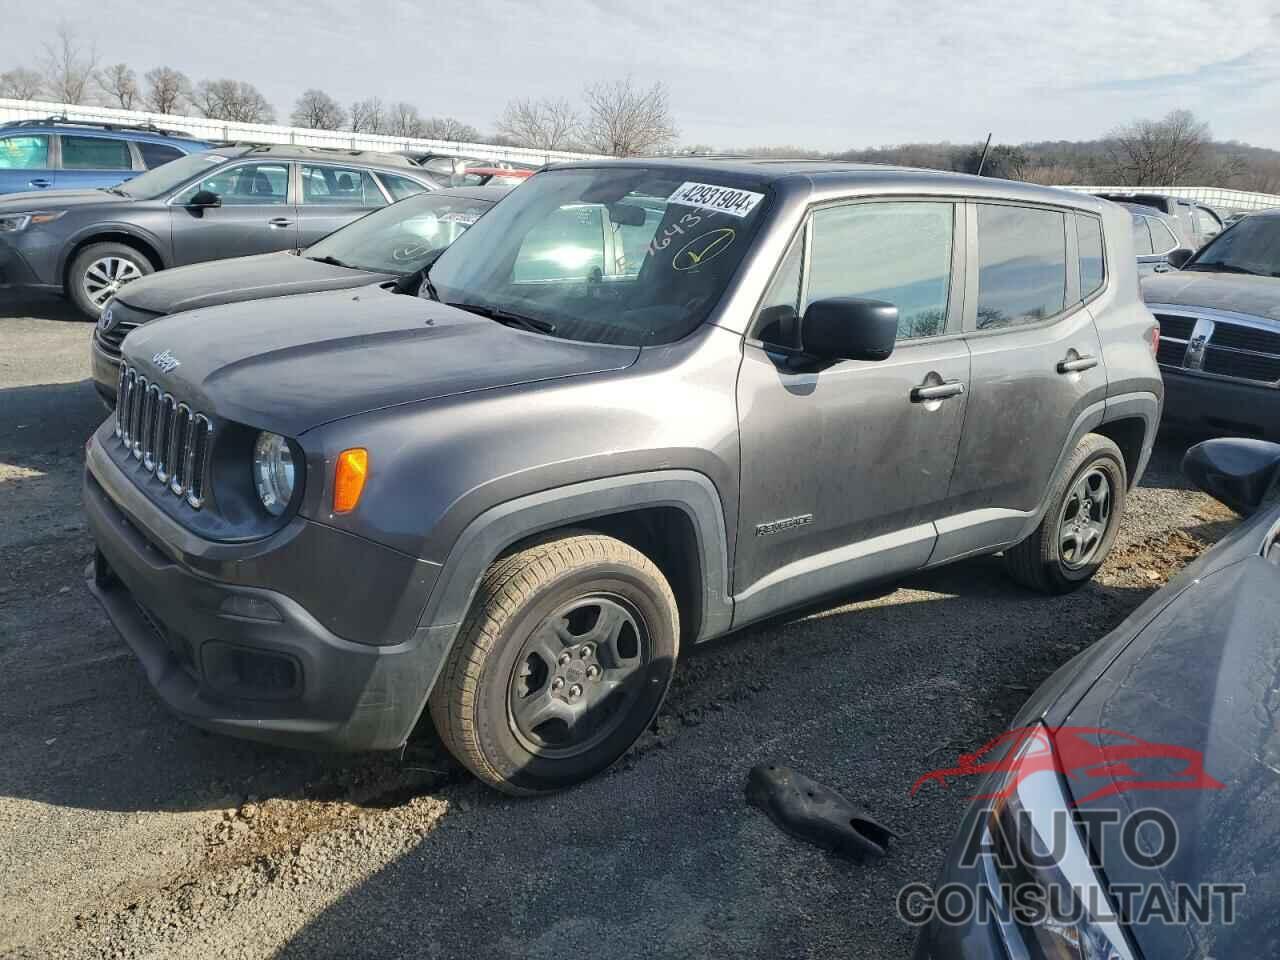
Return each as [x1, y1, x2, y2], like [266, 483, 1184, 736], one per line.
[974, 204, 1067, 329]
[807, 201, 954, 340]
[0, 135, 50, 169]
[1131, 216, 1154, 256]
[1147, 217, 1179, 254]
[301, 165, 386, 207]
[1077, 213, 1105, 298]
[61, 135, 133, 170]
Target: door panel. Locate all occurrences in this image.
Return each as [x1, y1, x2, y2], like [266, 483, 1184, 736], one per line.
[169, 161, 298, 264]
[0, 134, 54, 193]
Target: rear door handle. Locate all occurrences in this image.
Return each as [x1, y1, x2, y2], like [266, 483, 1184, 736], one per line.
[28, 178, 51, 189]
[910, 380, 966, 402]
[268, 218, 292, 228]
[1057, 355, 1099, 374]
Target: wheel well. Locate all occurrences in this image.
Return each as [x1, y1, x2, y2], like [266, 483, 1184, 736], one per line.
[503, 508, 705, 646]
[1093, 418, 1147, 489]
[63, 233, 164, 288]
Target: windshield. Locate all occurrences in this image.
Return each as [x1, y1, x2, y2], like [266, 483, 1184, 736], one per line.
[1184, 216, 1280, 277]
[113, 150, 226, 199]
[305, 192, 495, 275]
[426, 167, 771, 346]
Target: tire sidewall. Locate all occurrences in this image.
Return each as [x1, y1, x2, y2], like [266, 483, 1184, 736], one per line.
[1045, 445, 1127, 584]
[69, 243, 152, 319]
[470, 562, 677, 793]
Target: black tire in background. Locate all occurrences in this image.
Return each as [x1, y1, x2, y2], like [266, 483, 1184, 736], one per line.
[67, 242, 153, 320]
[1004, 433, 1128, 594]
[429, 532, 679, 795]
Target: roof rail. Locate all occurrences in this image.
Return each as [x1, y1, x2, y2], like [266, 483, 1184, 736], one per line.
[0, 115, 195, 138]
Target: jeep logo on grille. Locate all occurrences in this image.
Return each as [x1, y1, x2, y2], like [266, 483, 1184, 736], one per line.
[152, 349, 181, 373]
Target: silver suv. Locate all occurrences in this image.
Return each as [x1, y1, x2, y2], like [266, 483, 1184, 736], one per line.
[84, 160, 1163, 793]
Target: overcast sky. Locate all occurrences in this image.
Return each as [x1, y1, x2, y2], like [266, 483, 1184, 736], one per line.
[6, 1, 1280, 150]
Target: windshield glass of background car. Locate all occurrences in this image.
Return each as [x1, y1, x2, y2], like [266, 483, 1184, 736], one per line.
[426, 168, 771, 346]
[113, 151, 226, 198]
[1188, 216, 1280, 276]
[306, 193, 494, 274]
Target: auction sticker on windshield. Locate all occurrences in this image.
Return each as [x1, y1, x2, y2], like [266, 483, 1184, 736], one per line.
[668, 182, 765, 219]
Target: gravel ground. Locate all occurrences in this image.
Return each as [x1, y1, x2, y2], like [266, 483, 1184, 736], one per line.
[0, 296, 1237, 960]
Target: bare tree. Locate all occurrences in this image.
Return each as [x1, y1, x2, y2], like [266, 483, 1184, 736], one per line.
[1104, 110, 1213, 186]
[496, 97, 579, 150]
[143, 67, 190, 114]
[387, 102, 424, 138]
[349, 97, 385, 134]
[291, 88, 346, 130]
[193, 79, 275, 124]
[41, 23, 99, 104]
[97, 63, 138, 109]
[0, 67, 44, 100]
[420, 116, 481, 142]
[580, 78, 677, 156]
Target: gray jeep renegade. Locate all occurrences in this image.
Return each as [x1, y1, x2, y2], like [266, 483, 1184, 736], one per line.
[84, 160, 1162, 794]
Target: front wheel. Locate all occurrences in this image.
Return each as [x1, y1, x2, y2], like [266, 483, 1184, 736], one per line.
[429, 532, 679, 795]
[1004, 434, 1127, 594]
[68, 242, 153, 320]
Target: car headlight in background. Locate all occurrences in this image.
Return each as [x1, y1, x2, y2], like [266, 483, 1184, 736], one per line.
[252, 431, 295, 516]
[0, 210, 67, 232]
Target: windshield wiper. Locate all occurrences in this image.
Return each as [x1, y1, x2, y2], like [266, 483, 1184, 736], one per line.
[449, 301, 556, 334]
[99, 186, 130, 197]
[1182, 262, 1266, 276]
[307, 254, 352, 269]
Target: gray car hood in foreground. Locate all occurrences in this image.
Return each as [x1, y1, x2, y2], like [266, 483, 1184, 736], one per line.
[115, 252, 391, 315]
[121, 286, 640, 436]
[1048, 504, 1280, 958]
[1143, 271, 1280, 322]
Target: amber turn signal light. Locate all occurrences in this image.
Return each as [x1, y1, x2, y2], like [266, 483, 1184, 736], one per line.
[333, 448, 368, 514]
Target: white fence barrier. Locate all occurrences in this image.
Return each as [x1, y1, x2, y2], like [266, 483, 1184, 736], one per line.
[1063, 185, 1280, 213]
[0, 97, 607, 166]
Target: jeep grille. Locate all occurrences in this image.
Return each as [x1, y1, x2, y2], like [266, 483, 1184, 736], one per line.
[113, 364, 212, 509]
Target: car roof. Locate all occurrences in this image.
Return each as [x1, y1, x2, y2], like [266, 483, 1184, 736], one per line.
[0, 116, 207, 143]
[204, 143, 429, 171]
[544, 157, 1107, 210]
[433, 183, 515, 202]
[1114, 201, 1179, 222]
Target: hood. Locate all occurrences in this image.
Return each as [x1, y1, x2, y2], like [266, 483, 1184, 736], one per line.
[115, 252, 390, 314]
[1143, 271, 1280, 322]
[121, 285, 640, 436]
[1061, 544, 1280, 958]
[0, 188, 131, 213]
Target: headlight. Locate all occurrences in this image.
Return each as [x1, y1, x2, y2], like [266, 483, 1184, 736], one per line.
[986, 726, 1136, 960]
[0, 210, 67, 233]
[252, 431, 295, 516]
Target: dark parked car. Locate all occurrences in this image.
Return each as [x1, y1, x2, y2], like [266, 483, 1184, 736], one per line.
[917, 436, 1280, 960]
[1116, 201, 1191, 277]
[90, 184, 511, 406]
[0, 116, 212, 195]
[1095, 191, 1223, 250]
[85, 159, 1161, 795]
[0, 144, 438, 318]
[1145, 209, 1280, 439]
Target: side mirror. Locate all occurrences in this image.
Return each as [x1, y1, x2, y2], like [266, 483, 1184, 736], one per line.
[800, 298, 898, 362]
[186, 189, 221, 209]
[1166, 247, 1193, 269]
[1183, 438, 1280, 515]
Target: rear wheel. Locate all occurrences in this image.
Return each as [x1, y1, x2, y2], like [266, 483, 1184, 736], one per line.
[1004, 434, 1127, 594]
[68, 242, 153, 320]
[429, 532, 679, 795]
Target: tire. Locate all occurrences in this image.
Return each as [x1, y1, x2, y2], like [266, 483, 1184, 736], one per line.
[1004, 434, 1128, 594]
[429, 532, 679, 795]
[67, 242, 154, 320]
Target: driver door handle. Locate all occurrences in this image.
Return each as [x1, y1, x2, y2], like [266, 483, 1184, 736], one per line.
[28, 178, 51, 189]
[1057, 355, 1099, 374]
[910, 380, 966, 402]
[268, 217, 292, 228]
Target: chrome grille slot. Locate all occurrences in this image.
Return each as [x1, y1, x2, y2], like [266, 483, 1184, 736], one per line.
[113, 365, 213, 510]
[1153, 314, 1195, 340]
[1202, 349, 1280, 383]
[1211, 323, 1280, 355]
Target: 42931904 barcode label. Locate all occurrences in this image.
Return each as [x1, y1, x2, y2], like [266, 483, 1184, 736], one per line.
[667, 181, 765, 219]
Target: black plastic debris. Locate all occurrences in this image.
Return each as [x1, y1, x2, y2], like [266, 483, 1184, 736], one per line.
[745, 764, 897, 862]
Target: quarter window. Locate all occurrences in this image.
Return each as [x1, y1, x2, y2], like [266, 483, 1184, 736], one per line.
[61, 136, 132, 170]
[138, 142, 185, 169]
[175, 163, 289, 205]
[975, 204, 1067, 329]
[807, 201, 954, 341]
[301, 165, 386, 207]
[379, 173, 429, 201]
[1147, 218, 1178, 254]
[1077, 214, 1105, 299]
[0, 135, 50, 170]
